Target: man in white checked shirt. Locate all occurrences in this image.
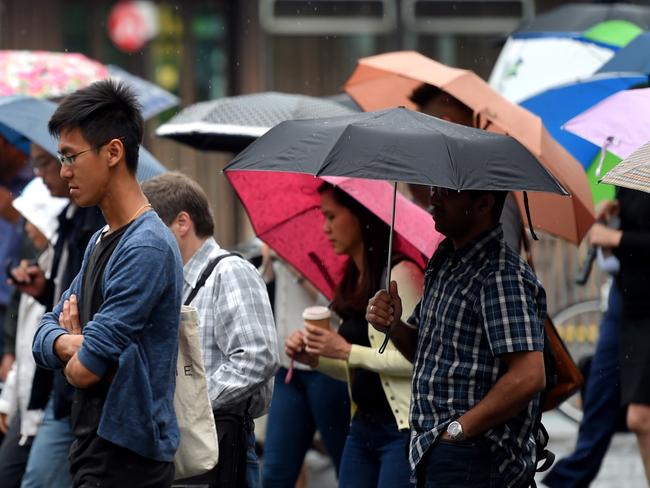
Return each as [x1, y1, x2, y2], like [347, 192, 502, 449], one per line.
[143, 172, 279, 488]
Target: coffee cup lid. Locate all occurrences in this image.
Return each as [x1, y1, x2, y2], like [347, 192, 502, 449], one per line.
[302, 306, 331, 321]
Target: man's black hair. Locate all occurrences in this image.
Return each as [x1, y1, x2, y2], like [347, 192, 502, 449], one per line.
[409, 83, 474, 125]
[48, 79, 143, 174]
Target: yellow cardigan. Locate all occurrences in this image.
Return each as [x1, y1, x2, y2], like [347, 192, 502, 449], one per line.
[316, 260, 424, 429]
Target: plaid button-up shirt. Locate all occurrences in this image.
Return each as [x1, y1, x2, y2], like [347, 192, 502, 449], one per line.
[408, 225, 546, 487]
[183, 238, 279, 417]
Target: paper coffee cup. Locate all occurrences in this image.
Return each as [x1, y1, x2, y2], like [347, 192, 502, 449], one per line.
[302, 306, 331, 330]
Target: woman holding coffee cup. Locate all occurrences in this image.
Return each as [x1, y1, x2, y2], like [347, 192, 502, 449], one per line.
[286, 182, 424, 488]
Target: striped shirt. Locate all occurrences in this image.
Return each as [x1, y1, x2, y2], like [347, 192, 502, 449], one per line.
[408, 225, 546, 487]
[183, 237, 279, 417]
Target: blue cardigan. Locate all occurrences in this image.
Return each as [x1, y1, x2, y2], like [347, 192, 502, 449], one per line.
[32, 211, 183, 462]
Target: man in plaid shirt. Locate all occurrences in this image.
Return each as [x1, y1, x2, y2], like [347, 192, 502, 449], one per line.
[367, 187, 546, 488]
[143, 172, 279, 488]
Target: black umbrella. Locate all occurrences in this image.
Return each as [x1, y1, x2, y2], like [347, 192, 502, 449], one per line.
[226, 107, 567, 195]
[516, 2, 650, 33]
[225, 107, 568, 352]
[156, 91, 356, 152]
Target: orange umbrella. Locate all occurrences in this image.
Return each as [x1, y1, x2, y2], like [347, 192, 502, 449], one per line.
[344, 51, 595, 245]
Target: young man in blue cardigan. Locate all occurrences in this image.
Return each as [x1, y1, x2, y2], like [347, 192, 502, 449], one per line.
[32, 80, 183, 487]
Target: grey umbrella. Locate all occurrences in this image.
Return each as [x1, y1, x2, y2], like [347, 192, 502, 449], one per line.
[225, 107, 568, 352]
[0, 95, 167, 182]
[156, 91, 357, 152]
[226, 107, 568, 194]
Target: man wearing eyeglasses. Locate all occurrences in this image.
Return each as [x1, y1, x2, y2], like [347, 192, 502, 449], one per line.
[7, 142, 105, 488]
[32, 80, 183, 487]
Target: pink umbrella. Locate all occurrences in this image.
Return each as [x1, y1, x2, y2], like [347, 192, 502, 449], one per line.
[226, 170, 443, 299]
[564, 88, 650, 162]
[0, 51, 108, 98]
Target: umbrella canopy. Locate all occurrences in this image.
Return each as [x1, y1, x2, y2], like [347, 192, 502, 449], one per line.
[0, 50, 107, 99]
[515, 3, 650, 34]
[226, 108, 567, 195]
[597, 32, 650, 74]
[106, 65, 179, 119]
[343, 51, 593, 244]
[0, 95, 166, 182]
[156, 92, 356, 152]
[521, 73, 648, 168]
[582, 19, 643, 47]
[0, 51, 177, 119]
[489, 36, 616, 103]
[564, 87, 650, 161]
[489, 18, 644, 103]
[225, 172, 443, 299]
[563, 88, 650, 202]
[601, 140, 650, 193]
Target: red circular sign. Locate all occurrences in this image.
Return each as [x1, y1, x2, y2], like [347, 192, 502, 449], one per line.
[108, 2, 152, 53]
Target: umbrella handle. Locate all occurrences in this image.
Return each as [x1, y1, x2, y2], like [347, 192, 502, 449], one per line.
[379, 182, 398, 355]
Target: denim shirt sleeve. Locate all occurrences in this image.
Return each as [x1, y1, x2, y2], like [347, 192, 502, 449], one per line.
[76, 244, 171, 378]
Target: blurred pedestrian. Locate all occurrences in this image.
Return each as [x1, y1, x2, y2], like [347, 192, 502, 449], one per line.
[286, 182, 424, 488]
[143, 172, 279, 488]
[32, 80, 183, 487]
[367, 187, 547, 487]
[15, 143, 104, 488]
[588, 187, 650, 483]
[262, 253, 350, 487]
[543, 201, 623, 488]
[0, 128, 33, 383]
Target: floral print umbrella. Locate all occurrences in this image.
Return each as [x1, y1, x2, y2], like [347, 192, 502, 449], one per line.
[0, 50, 108, 99]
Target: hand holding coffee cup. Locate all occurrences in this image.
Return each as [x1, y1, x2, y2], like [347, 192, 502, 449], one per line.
[304, 306, 351, 360]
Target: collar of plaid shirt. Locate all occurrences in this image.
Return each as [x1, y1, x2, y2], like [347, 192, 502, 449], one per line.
[408, 224, 546, 488]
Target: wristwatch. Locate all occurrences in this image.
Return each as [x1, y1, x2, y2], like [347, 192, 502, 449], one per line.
[446, 420, 465, 441]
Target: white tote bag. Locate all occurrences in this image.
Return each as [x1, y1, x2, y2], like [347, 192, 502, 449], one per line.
[173, 305, 219, 480]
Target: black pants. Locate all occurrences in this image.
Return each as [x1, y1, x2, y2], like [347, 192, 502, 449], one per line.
[173, 413, 249, 488]
[69, 433, 174, 488]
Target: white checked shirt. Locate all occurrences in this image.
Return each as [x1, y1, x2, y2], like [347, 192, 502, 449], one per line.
[183, 238, 279, 417]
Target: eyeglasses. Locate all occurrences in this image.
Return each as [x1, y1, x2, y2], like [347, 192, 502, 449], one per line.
[57, 136, 125, 167]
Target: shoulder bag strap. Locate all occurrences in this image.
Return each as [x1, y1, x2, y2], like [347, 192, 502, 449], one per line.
[184, 252, 243, 306]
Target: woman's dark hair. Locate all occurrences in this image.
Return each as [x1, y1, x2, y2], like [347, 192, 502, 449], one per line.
[48, 79, 143, 174]
[318, 182, 392, 321]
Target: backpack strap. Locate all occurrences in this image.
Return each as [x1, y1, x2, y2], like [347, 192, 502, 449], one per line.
[184, 252, 243, 306]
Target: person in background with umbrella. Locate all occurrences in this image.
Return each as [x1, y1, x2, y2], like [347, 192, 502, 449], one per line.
[367, 187, 547, 488]
[286, 182, 424, 488]
[407, 84, 523, 252]
[142, 172, 279, 488]
[587, 187, 650, 483]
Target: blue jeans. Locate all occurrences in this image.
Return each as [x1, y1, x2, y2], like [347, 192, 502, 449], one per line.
[246, 430, 260, 488]
[339, 415, 413, 487]
[543, 283, 622, 487]
[21, 399, 74, 488]
[263, 368, 350, 487]
[417, 439, 493, 488]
